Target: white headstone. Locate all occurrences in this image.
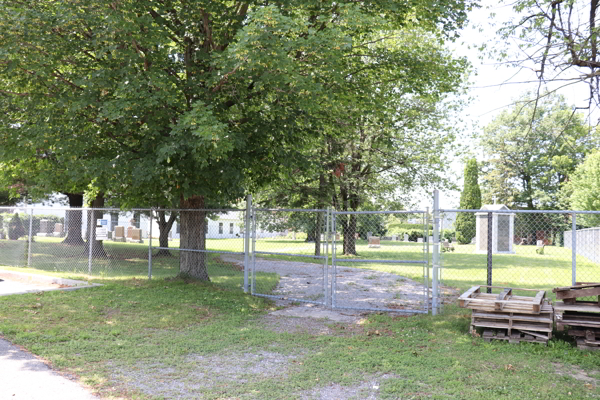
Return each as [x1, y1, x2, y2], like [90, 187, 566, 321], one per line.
[391, 235, 397, 241]
[537, 240, 543, 246]
[417, 238, 423, 243]
[404, 233, 409, 242]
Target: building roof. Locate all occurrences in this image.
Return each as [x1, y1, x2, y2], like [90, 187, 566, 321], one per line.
[480, 204, 510, 211]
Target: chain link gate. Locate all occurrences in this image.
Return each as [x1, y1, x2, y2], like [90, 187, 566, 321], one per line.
[330, 210, 431, 313]
[249, 208, 330, 305]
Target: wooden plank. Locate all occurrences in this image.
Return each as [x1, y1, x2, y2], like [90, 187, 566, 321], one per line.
[553, 282, 600, 292]
[553, 302, 600, 314]
[532, 291, 546, 313]
[495, 288, 512, 311]
[458, 286, 480, 307]
[556, 286, 600, 300]
[518, 329, 548, 340]
[471, 311, 553, 324]
[471, 320, 552, 333]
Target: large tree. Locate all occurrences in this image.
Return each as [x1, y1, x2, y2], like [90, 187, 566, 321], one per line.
[480, 93, 597, 210]
[0, 0, 474, 279]
[258, 30, 469, 255]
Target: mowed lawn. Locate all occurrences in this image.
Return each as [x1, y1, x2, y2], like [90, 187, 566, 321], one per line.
[1, 239, 600, 399]
[1, 237, 598, 297]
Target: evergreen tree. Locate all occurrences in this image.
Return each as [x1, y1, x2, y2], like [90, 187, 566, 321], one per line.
[8, 213, 25, 240]
[455, 159, 481, 244]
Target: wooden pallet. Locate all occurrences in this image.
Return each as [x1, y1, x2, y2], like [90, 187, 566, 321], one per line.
[575, 338, 600, 351]
[552, 282, 600, 305]
[470, 305, 553, 342]
[554, 301, 600, 331]
[459, 286, 546, 314]
[480, 329, 548, 345]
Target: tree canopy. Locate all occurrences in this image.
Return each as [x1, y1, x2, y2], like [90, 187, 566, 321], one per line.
[0, 0, 476, 277]
[480, 93, 597, 210]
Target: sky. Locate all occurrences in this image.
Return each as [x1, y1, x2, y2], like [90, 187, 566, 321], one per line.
[429, 0, 594, 210]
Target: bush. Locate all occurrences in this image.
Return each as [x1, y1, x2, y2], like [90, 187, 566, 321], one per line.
[392, 228, 424, 242]
[442, 229, 455, 242]
[8, 213, 25, 240]
[387, 223, 432, 235]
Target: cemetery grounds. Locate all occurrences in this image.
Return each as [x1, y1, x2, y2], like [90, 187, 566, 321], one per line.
[0, 236, 599, 398]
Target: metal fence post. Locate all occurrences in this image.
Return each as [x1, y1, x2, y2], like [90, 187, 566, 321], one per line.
[324, 208, 330, 307]
[27, 208, 33, 268]
[244, 194, 252, 293]
[148, 209, 153, 280]
[251, 209, 256, 295]
[572, 213, 577, 286]
[331, 211, 337, 308]
[487, 212, 492, 293]
[424, 208, 430, 314]
[432, 191, 440, 315]
[88, 209, 93, 276]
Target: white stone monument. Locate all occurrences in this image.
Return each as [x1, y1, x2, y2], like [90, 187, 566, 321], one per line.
[475, 204, 515, 254]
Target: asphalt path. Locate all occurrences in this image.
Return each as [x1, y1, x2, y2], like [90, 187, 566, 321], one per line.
[0, 338, 98, 400]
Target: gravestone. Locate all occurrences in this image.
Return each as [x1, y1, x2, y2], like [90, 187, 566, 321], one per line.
[404, 233, 409, 242]
[114, 226, 126, 242]
[417, 238, 423, 243]
[38, 219, 54, 237]
[367, 232, 372, 239]
[52, 223, 64, 237]
[429, 236, 433, 243]
[536, 240, 543, 247]
[127, 228, 143, 243]
[391, 235, 397, 241]
[368, 236, 380, 248]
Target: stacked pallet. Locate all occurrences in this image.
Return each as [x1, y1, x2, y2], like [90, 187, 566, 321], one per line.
[459, 286, 553, 345]
[553, 282, 600, 351]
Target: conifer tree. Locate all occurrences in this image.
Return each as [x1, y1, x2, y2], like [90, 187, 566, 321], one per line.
[455, 159, 481, 244]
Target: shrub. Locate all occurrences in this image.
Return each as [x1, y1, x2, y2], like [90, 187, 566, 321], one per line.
[8, 213, 25, 240]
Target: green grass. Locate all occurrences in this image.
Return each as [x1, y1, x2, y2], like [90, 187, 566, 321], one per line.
[2, 237, 599, 298]
[0, 279, 598, 399]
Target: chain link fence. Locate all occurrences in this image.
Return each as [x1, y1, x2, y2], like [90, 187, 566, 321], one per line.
[0, 206, 246, 288]
[3, 203, 599, 313]
[438, 209, 600, 302]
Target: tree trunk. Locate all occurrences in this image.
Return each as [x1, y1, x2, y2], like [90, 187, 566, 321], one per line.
[343, 214, 358, 255]
[179, 195, 209, 281]
[155, 210, 177, 257]
[84, 193, 107, 258]
[62, 193, 85, 246]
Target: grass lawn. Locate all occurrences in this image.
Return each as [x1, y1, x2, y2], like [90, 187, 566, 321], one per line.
[2, 237, 599, 298]
[0, 278, 599, 399]
[1, 238, 600, 398]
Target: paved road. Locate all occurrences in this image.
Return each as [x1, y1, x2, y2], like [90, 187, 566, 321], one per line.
[0, 338, 99, 400]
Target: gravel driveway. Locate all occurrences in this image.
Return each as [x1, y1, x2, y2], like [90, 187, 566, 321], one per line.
[221, 254, 429, 312]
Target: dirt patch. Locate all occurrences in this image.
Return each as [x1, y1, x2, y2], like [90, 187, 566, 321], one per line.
[552, 362, 599, 385]
[297, 373, 402, 400]
[109, 350, 303, 399]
